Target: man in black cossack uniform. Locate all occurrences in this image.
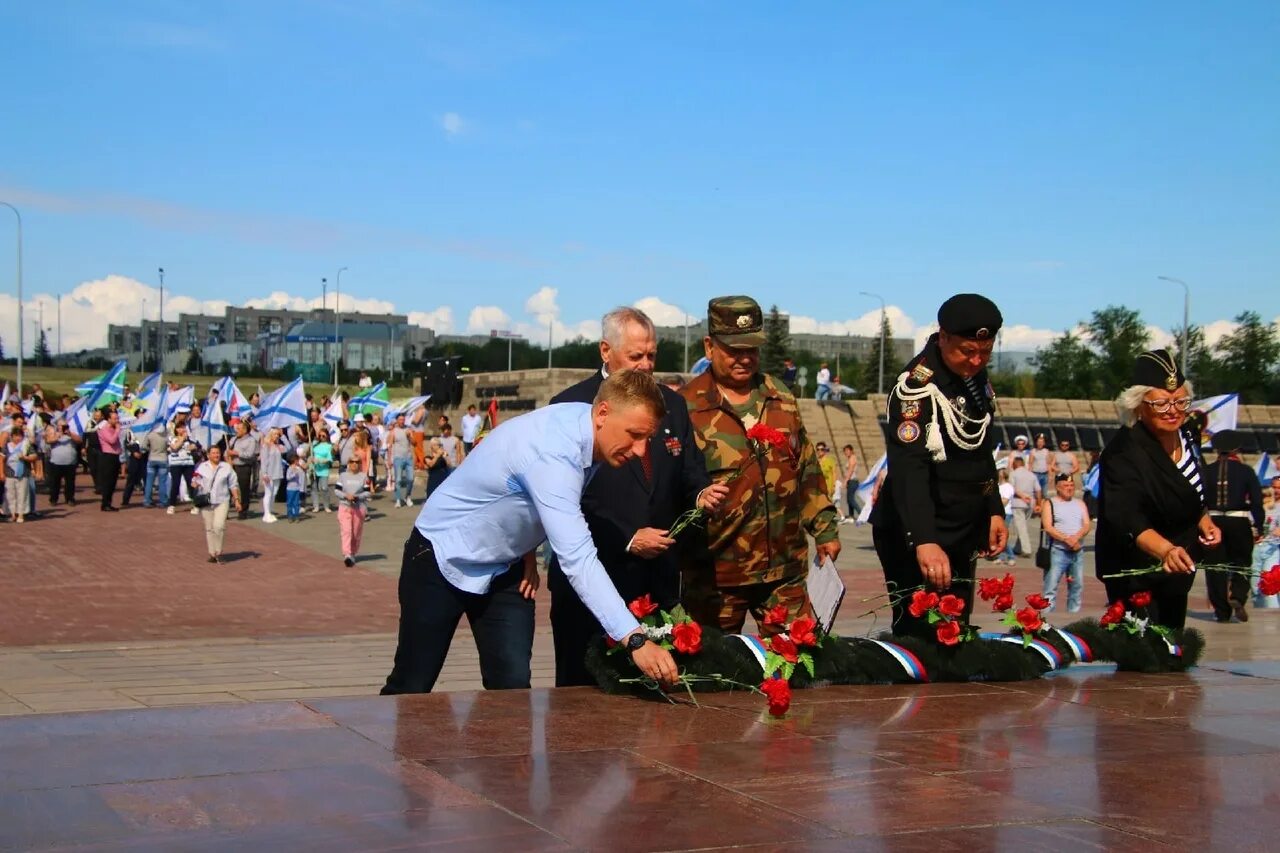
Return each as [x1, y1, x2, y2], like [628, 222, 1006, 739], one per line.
[870, 293, 1009, 636]
[1202, 429, 1264, 623]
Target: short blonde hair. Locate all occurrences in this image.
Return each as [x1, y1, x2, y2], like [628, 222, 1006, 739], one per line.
[593, 369, 666, 420]
[1116, 381, 1195, 427]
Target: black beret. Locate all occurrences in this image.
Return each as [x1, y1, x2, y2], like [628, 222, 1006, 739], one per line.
[937, 294, 1003, 340]
[1211, 429, 1243, 452]
[1129, 349, 1185, 391]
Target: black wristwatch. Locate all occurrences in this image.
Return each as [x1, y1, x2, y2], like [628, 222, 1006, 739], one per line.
[625, 632, 647, 653]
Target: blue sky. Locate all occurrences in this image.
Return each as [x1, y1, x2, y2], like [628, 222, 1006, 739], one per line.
[1, 1, 1277, 355]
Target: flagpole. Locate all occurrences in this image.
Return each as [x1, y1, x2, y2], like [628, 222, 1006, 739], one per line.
[0, 202, 22, 393]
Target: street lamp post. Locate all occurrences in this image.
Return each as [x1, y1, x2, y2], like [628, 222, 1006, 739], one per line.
[333, 267, 347, 386]
[683, 313, 689, 373]
[859, 291, 887, 395]
[320, 277, 328, 371]
[0, 202, 22, 392]
[57, 292, 61, 358]
[389, 322, 396, 381]
[140, 298, 147, 372]
[1157, 276, 1191, 378]
[158, 267, 165, 373]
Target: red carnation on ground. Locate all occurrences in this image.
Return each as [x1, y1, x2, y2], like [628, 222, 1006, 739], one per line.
[993, 593, 1014, 613]
[671, 621, 702, 655]
[746, 423, 789, 452]
[978, 577, 1003, 601]
[938, 594, 965, 618]
[936, 621, 963, 646]
[1025, 593, 1051, 611]
[1259, 566, 1280, 597]
[999, 573, 1016, 595]
[760, 677, 792, 716]
[769, 634, 799, 663]
[908, 589, 940, 618]
[788, 616, 818, 647]
[1015, 607, 1044, 633]
[1100, 601, 1126, 626]
[1129, 591, 1152, 608]
[763, 603, 790, 626]
[628, 595, 658, 618]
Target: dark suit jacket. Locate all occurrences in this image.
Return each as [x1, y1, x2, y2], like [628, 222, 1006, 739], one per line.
[549, 370, 710, 600]
[1095, 421, 1207, 579]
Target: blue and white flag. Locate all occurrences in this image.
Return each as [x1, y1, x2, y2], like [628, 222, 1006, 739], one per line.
[1257, 453, 1275, 484]
[320, 396, 347, 427]
[65, 397, 93, 438]
[255, 377, 308, 431]
[1083, 464, 1101, 498]
[128, 385, 171, 434]
[855, 453, 888, 525]
[136, 370, 163, 398]
[0, 383, 8, 407]
[690, 356, 711, 376]
[1191, 393, 1239, 442]
[191, 392, 233, 449]
[385, 395, 431, 421]
[167, 385, 195, 417]
[209, 375, 253, 418]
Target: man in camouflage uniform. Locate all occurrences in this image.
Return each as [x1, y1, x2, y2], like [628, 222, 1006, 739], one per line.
[870, 293, 1009, 637]
[680, 295, 841, 636]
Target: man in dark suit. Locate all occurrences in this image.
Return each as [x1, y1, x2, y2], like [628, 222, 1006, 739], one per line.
[548, 306, 728, 686]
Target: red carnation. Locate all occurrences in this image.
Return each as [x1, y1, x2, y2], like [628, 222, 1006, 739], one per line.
[789, 616, 818, 647]
[1015, 607, 1044, 633]
[746, 423, 789, 452]
[628, 595, 659, 618]
[1259, 566, 1280, 597]
[671, 621, 702, 655]
[1099, 601, 1126, 626]
[978, 576, 1003, 601]
[908, 589, 940, 618]
[993, 593, 1014, 613]
[1129, 591, 1152, 609]
[769, 634, 799, 663]
[938, 594, 965, 618]
[763, 603, 790, 626]
[1025, 593, 1051, 611]
[936, 620, 963, 646]
[999, 573, 1016, 595]
[760, 677, 792, 717]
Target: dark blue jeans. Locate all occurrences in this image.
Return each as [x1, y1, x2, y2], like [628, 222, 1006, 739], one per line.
[381, 528, 534, 694]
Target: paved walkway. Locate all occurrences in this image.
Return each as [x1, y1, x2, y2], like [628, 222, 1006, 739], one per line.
[3, 485, 1278, 715]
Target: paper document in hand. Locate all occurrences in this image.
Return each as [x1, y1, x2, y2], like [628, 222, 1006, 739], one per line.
[808, 555, 846, 634]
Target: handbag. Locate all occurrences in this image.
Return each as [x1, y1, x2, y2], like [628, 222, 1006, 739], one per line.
[192, 465, 224, 509]
[1035, 501, 1056, 570]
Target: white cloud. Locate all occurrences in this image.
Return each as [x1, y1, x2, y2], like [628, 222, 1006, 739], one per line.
[409, 307, 453, 333]
[441, 112, 466, 137]
[524, 285, 559, 321]
[466, 305, 513, 334]
[788, 305, 917, 338]
[632, 296, 690, 327]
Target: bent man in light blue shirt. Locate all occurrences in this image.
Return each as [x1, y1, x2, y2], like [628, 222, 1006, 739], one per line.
[382, 370, 680, 693]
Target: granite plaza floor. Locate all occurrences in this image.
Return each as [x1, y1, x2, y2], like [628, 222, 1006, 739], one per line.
[2, 482, 1279, 849]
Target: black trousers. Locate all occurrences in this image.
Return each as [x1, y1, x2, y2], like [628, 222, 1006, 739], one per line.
[548, 556, 677, 687]
[233, 465, 254, 517]
[381, 528, 534, 694]
[873, 526, 978, 638]
[47, 463, 77, 504]
[97, 456, 120, 509]
[1204, 516, 1254, 618]
[1101, 572, 1195, 630]
[121, 455, 147, 504]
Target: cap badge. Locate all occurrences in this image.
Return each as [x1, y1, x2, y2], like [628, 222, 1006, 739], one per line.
[1165, 374, 1178, 391]
[736, 314, 752, 328]
[976, 327, 990, 340]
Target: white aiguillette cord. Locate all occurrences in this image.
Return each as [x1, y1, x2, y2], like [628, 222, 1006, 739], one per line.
[889, 370, 990, 462]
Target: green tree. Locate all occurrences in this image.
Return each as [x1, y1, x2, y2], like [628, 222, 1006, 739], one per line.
[860, 313, 893, 395]
[1168, 324, 1222, 395]
[184, 349, 202, 374]
[1216, 311, 1280, 403]
[1032, 332, 1099, 399]
[760, 305, 790, 378]
[0, 336, 5, 361]
[1085, 306, 1150, 393]
[33, 330, 51, 367]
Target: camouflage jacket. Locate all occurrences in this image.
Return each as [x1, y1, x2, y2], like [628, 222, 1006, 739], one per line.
[681, 370, 839, 586]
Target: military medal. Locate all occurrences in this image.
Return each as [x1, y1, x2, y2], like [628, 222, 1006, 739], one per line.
[952, 395, 966, 413]
[664, 436, 682, 456]
[901, 400, 920, 420]
[909, 364, 933, 384]
[897, 421, 921, 443]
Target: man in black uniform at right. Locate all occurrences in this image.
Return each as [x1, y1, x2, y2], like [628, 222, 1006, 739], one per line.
[1202, 429, 1264, 623]
[870, 294, 1009, 636]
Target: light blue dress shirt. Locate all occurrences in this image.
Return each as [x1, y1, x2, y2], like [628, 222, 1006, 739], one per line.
[414, 403, 640, 641]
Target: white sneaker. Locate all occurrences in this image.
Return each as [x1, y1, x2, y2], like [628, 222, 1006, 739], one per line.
[394, 500, 402, 508]
[323, 506, 331, 513]
[262, 514, 278, 524]
[405, 498, 414, 507]
[190, 506, 200, 515]
[166, 506, 175, 515]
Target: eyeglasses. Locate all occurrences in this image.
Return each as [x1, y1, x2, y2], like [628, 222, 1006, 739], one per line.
[1143, 398, 1192, 414]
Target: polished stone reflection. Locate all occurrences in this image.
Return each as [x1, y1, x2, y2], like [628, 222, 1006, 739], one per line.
[2, 666, 1280, 850]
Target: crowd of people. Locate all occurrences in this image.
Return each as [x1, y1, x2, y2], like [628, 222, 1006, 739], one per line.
[0, 384, 480, 566]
